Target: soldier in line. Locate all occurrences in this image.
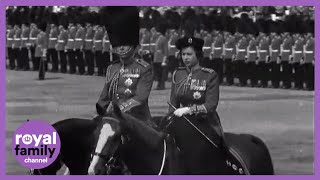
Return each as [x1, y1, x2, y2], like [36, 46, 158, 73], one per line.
[223, 32, 236, 85]
[13, 24, 22, 70]
[257, 33, 269, 88]
[139, 28, 153, 64]
[74, 22, 86, 75]
[153, 23, 169, 90]
[167, 29, 180, 78]
[84, 22, 95, 75]
[6, 24, 15, 70]
[35, 22, 48, 80]
[246, 34, 258, 87]
[280, 32, 294, 89]
[29, 23, 39, 70]
[211, 30, 224, 84]
[102, 30, 111, 75]
[20, 22, 31, 70]
[269, 31, 282, 88]
[202, 30, 213, 68]
[291, 34, 305, 89]
[234, 32, 248, 87]
[66, 23, 77, 74]
[93, 25, 104, 76]
[56, 24, 68, 73]
[303, 34, 314, 91]
[47, 23, 59, 72]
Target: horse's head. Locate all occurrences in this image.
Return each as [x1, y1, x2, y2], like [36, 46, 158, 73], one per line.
[88, 115, 121, 175]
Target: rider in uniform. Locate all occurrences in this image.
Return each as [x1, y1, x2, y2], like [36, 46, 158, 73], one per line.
[168, 36, 225, 174]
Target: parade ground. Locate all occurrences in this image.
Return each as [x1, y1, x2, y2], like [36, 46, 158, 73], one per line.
[5, 70, 314, 175]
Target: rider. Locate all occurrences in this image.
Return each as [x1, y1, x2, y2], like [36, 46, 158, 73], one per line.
[95, 7, 165, 173]
[96, 6, 153, 123]
[168, 35, 225, 174]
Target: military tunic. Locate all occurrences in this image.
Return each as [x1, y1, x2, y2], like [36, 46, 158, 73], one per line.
[48, 26, 59, 72]
[96, 58, 153, 122]
[303, 37, 314, 90]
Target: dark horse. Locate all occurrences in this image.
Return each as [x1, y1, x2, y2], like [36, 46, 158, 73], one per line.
[30, 105, 274, 175]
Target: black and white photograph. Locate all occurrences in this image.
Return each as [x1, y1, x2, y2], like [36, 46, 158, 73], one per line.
[5, 6, 314, 175]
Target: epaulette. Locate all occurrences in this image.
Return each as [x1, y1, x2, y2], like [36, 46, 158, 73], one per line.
[135, 58, 149, 68]
[201, 67, 214, 73]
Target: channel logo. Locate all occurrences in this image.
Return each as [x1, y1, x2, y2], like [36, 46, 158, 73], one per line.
[11, 120, 61, 169]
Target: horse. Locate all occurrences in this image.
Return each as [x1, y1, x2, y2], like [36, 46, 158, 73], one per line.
[29, 104, 274, 175]
[29, 111, 179, 175]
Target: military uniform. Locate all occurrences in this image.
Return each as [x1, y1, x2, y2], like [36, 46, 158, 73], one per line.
[223, 34, 236, 85]
[84, 25, 95, 75]
[29, 25, 39, 70]
[13, 26, 22, 70]
[35, 30, 48, 79]
[93, 27, 104, 76]
[56, 27, 68, 73]
[167, 30, 179, 74]
[280, 35, 293, 89]
[20, 25, 31, 70]
[153, 33, 168, 90]
[269, 35, 282, 88]
[66, 25, 77, 74]
[140, 29, 152, 64]
[211, 33, 224, 83]
[257, 35, 270, 87]
[292, 35, 304, 89]
[169, 66, 223, 174]
[246, 37, 258, 87]
[74, 25, 86, 74]
[6, 27, 15, 69]
[234, 35, 248, 86]
[303, 36, 314, 90]
[202, 33, 213, 68]
[102, 31, 111, 75]
[48, 25, 59, 72]
[96, 58, 153, 122]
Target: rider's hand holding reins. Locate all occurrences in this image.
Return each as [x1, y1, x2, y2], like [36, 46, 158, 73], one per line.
[174, 107, 191, 117]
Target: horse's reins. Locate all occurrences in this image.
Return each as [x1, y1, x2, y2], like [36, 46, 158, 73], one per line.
[167, 102, 218, 148]
[167, 102, 250, 175]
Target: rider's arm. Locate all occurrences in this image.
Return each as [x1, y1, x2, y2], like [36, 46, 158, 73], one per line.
[96, 65, 113, 115]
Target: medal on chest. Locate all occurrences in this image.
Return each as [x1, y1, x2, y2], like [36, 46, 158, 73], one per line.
[193, 91, 201, 99]
[124, 78, 133, 87]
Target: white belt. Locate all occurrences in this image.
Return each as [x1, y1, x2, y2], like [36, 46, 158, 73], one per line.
[22, 38, 28, 40]
[294, 51, 302, 53]
[305, 51, 313, 54]
[95, 40, 102, 43]
[271, 49, 278, 52]
[85, 39, 93, 42]
[169, 45, 176, 48]
[75, 38, 82, 41]
[104, 40, 110, 43]
[203, 47, 211, 50]
[214, 47, 222, 50]
[58, 40, 64, 43]
[259, 50, 267, 52]
[225, 48, 233, 51]
[68, 39, 74, 41]
[30, 38, 37, 40]
[248, 51, 256, 53]
[141, 44, 150, 46]
[282, 50, 290, 52]
[7, 38, 13, 40]
[238, 49, 246, 52]
[50, 38, 57, 40]
[14, 38, 21, 40]
[150, 43, 156, 46]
